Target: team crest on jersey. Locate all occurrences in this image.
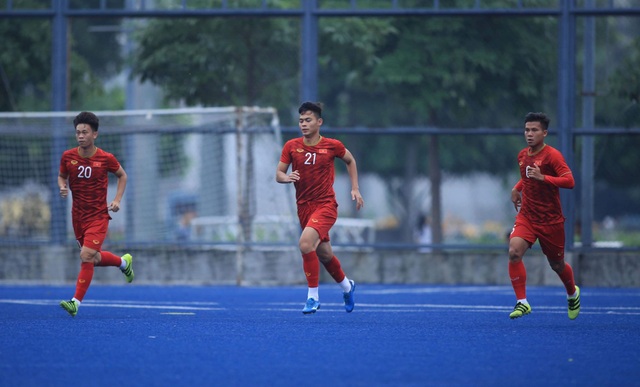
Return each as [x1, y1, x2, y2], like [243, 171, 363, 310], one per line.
[93, 162, 102, 167]
[519, 161, 523, 166]
[311, 218, 319, 223]
[93, 240, 100, 245]
[71, 160, 78, 165]
[319, 149, 327, 154]
[296, 148, 304, 152]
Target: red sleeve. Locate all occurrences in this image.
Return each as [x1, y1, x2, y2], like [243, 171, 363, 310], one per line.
[335, 140, 346, 158]
[513, 179, 523, 192]
[545, 148, 575, 189]
[107, 152, 121, 173]
[544, 174, 575, 189]
[280, 141, 292, 164]
[59, 152, 68, 174]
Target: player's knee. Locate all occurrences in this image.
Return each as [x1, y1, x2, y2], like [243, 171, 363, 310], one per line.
[508, 247, 523, 263]
[317, 252, 332, 263]
[298, 239, 315, 254]
[79, 251, 98, 264]
[548, 259, 565, 273]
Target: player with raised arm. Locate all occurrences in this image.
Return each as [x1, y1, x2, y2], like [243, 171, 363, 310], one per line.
[276, 102, 364, 314]
[508, 112, 580, 320]
[58, 111, 134, 317]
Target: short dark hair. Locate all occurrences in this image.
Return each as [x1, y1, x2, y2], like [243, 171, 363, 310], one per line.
[524, 112, 550, 130]
[298, 101, 323, 118]
[73, 111, 100, 131]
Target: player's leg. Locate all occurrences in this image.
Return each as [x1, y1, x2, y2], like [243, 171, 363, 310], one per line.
[60, 219, 103, 316]
[317, 242, 355, 313]
[508, 217, 535, 319]
[90, 219, 134, 282]
[299, 226, 321, 314]
[539, 223, 580, 320]
[311, 201, 356, 312]
[313, 202, 350, 288]
[60, 245, 99, 317]
[96, 251, 134, 283]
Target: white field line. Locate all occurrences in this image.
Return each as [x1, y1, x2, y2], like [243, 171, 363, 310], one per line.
[2, 299, 639, 315]
[360, 287, 640, 298]
[269, 302, 640, 315]
[0, 299, 223, 311]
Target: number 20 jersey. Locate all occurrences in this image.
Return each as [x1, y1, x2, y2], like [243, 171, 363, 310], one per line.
[59, 147, 121, 222]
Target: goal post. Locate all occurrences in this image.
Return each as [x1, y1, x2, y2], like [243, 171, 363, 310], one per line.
[0, 107, 299, 249]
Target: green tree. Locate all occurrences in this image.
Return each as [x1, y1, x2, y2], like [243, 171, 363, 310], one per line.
[0, 18, 51, 111]
[131, 17, 299, 112]
[0, 12, 124, 191]
[0, 14, 123, 111]
[319, 15, 557, 242]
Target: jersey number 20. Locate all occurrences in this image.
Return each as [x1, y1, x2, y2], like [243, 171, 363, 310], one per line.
[78, 166, 92, 179]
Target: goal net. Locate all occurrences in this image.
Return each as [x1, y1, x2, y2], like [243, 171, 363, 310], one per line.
[0, 107, 299, 247]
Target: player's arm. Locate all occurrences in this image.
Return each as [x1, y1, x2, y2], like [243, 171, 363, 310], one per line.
[544, 173, 575, 189]
[58, 172, 69, 198]
[340, 149, 364, 210]
[527, 154, 575, 189]
[276, 161, 299, 184]
[108, 166, 127, 212]
[511, 179, 523, 212]
[545, 155, 575, 188]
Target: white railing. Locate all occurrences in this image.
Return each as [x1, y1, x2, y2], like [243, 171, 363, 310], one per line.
[190, 215, 375, 245]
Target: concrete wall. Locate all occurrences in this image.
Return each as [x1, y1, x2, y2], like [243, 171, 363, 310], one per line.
[0, 245, 638, 287]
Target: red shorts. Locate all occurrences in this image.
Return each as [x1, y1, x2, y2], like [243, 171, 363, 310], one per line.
[510, 214, 565, 260]
[297, 200, 338, 243]
[73, 217, 109, 251]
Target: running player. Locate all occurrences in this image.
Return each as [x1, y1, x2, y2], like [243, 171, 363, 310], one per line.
[276, 102, 364, 314]
[508, 112, 580, 320]
[58, 111, 134, 317]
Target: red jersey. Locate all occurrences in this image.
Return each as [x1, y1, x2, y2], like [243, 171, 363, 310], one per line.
[516, 144, 573, 224]
[59, 147, 121, 223]
[279, 136, 346, 205]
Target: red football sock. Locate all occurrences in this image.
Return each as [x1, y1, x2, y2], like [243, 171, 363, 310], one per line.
[509, 260, 527, 300]
[301, 251, 320, 288]
[321, 256, 346, 283]
[557, 262, 576, 295]
[97, 250, 121, 267]
[74, 262, 94, 302]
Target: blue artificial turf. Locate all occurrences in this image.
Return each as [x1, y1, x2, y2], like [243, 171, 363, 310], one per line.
[1, 284, 638, 386]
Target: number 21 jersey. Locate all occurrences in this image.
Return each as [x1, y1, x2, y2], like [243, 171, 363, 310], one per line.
[280, 137, 346, 205]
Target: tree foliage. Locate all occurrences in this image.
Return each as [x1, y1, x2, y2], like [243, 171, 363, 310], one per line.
[589, 19, 640, 204]
[0, 10, 123, 111]
[132, 17, 299, 111]
[333, 15, 558, 178]
[0, 18, 51, 111]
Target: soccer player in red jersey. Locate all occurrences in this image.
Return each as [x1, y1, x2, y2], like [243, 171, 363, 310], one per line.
[508, 112, 580, 320]
[276, 102, 364, 314]
[58, 112, 134, 317]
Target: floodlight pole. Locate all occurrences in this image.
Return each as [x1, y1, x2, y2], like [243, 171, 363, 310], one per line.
[50, 0, 68, 244]
[300, 0, 318, 102]
[580, 0, 596, 247]
[557, 0, 577, 251]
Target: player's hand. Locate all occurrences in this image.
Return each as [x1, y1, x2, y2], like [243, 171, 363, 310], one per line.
[352, 189, 364, 211]
[287, 170, 300, 183]
[59, 184, 68, 198]
[108, 200, 120, 212]
[525, 165, 544, 181]
[511, 189, 521, 212]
